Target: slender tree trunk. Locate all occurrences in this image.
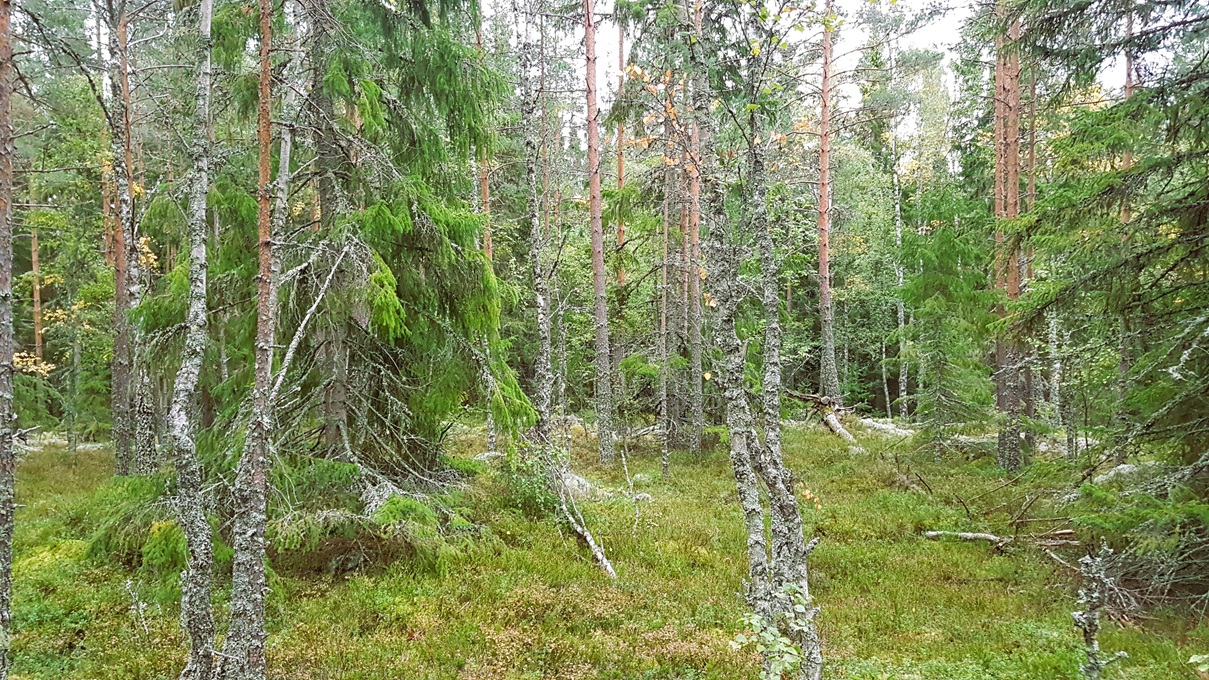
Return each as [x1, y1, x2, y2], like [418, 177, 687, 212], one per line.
[817, 2, 841, 403]
[220, 1, 276, 675]
[1049, 312, 1062, 427]
[107, 10, 158, 476]
[554, 188, 568, 433]
[892, 140, 907, 418]
[69, 319, 81, 455]
[169, 1, 216, 676]
[881, 343, 892, 419]
[615, 25, 626, 287]
[306, 0, 348, 447]
[660, 118, 672, 479]
[477, 29, 492, 262]
[307, 0, 340, 230]
[994, 14, 1023, 472]
[686, 2, 704, 455]
[0, 0, 14, 672]
[750, 119, 784, 467]
[1113, 12, 1135, 464]
[472, 26, 498, 453]
[585, 0, 615, 463]
[31, 228, 40, 358]
[106, 1, 134, 475]
[517, 0, 554, 440]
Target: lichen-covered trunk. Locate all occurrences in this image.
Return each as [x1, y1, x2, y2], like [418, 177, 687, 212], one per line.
[517, 3, 553, 441]
[585, 0, 615, 463]
[106, 3, 135, 475]
[219, 2, 276, 676]
[107, 8, 159, 475]
[712, 241, 770, 620]
[170, 3, 216, 677]
[0, 1, 14, 672]
[817, 11, 841, 403]
[750, 126, 783, 467]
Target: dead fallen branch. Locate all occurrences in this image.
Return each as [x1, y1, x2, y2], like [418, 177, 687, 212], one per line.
[924, 529, 1082, 553]
[925, 531, 1009, 547]
[786, 391, 864, 451]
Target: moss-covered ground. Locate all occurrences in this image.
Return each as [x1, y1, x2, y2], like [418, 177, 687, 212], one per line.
[12, 426, 1209, 678]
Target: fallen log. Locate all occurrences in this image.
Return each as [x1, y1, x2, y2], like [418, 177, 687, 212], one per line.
[925, 530, 1008, 546]
[787, 391, 864, 451]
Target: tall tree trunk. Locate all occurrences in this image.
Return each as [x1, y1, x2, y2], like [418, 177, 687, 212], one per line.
[106, 7, 158, 475]
[220, 1, 277, 675]
[106, 0, 134, 475]
[615, 25, 626, 287]
[477, 27, 492, 262]
[994, 13, 1023, 472]
[1023, 74, 1038, 448]
[31, 228, 40, 358]
[892, 138, 907, 418]
[307, 0, 340, 231]
[585, 0, 615, 463]
[170, 0, 216, 676]
[474, 23, 497, 453]
[0, 0, 14, 672]
[685, 1, 704, 455]
[474, 23, 497, 450]
[306, 0, 348, 447]
[660, 117, 672, 478]
[817, 1, 841, 402]
[1113, 11, 1135, 464]
[751, 118, 784, 468]
[517, 0, 554, 440]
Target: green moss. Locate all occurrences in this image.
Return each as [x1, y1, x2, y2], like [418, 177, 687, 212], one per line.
[13, 436, 1209, 679]
[372, 495, 439, 527]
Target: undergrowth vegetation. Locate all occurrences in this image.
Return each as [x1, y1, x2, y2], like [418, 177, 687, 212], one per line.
[12, 428, 1209, 679]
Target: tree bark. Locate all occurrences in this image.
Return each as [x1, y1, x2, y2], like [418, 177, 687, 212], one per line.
[817, 3, 841, 403]
[516, 0, 554, 440]
[106, 8, 159, 475]
[219, 0, 276, 675]
[31, 228, 40, 358]
[994, 13, 1023, 472]
[0, 0, 14, 672]
[169, 1, 216, 676]
[105, 1, 135, 475]
[892, 137, 907, 418]
[585, 0, 615, 463]
[685, 3, 704, 456]
[689, 4, 821, 674]
[660, 117, 672, 478]
[615, 25, 626, 287]
[306, 0, 341, 231]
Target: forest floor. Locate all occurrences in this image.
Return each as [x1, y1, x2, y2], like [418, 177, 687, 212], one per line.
[11, 425, 1209, 679]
